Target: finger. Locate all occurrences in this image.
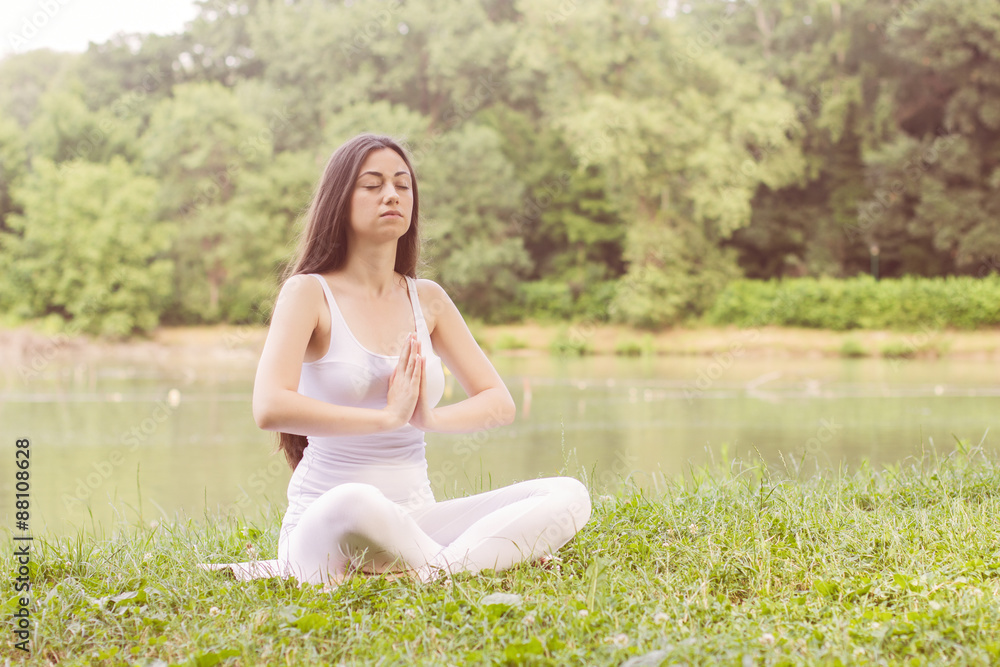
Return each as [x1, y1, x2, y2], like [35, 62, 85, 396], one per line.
[407, 340, 417, 373]
[399, 333, 412, 366]
[418, 354, 426, 392]
[410, 354, 421, 384]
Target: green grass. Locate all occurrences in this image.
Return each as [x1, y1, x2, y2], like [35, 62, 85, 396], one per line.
[10, 436, 1000, 666]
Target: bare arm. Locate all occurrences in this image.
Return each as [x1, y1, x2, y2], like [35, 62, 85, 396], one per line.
[252, 274, 420, 435]
[412, 280, 516, 433]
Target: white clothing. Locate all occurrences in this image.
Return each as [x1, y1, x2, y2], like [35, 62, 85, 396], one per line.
[198, 273, 591, 585]
[277, 273, 445, 561]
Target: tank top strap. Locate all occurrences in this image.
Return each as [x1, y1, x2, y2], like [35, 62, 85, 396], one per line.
[405, 275, 431, 340]
[308, 273, 340, 323]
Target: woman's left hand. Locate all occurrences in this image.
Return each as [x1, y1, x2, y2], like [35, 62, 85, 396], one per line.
[407, 338, 439, 432]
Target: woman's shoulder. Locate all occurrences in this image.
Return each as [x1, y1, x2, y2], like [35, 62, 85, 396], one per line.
[414, 278, 455, 336]
[281, 272, 322, 292]
[413, 276, 444, 294]
[414, 277, 454, 306]
[275, 273, 324, 311]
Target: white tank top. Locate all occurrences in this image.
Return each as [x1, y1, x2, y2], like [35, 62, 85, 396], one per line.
[296, 272, 445, 459]
[278, 273, 445, 560]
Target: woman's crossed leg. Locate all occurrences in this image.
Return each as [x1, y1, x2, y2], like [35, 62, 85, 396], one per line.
[283, 476, 591, 586]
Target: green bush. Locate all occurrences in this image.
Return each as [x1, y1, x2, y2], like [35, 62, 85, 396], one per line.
[880, 340, 916, 359]
[517, 279, 618, 322]
[549, 328, 592, 356]
[493, 332, 528, 351]
[839, 338, 868, 358]
[707, 275, 1000, 330]
[614, 333, 656, 356]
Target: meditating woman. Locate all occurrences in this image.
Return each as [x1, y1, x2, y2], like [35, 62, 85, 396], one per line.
[199, 133, 591, 587]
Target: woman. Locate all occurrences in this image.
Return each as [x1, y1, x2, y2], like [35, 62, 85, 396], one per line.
[199, 133, 591, 587]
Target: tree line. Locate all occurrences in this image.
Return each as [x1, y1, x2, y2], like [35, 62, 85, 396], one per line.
[0, 0, 997, 337]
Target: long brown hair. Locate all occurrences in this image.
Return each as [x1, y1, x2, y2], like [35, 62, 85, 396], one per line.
[275, 133, 422, 471]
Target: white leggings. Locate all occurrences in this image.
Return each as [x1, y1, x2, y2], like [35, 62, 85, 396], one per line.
[281, 476, 592, 586]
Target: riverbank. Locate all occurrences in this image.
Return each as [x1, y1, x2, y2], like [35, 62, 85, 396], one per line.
[15, 443, 1000, 665]
[1, 320, 998, 369]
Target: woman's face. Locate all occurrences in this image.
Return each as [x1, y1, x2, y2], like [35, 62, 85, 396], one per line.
[349, 147, 414, 245]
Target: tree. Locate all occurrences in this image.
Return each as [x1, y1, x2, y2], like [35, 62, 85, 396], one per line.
[0, 157, 173, 337]
[681, 0, 894, 278]
[219, 149, 318, 323]
[513, 0, 806, 325]
[0, 49, 77, 127]
[0, 114, 28, 228]
[859, 0, 1000, 275]
[140, 81, 273, 321]
[418, 122, 531, 321]
[27, 85, 140, 165]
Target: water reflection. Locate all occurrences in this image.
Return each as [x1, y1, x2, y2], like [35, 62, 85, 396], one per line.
[0, 352, 995, 538]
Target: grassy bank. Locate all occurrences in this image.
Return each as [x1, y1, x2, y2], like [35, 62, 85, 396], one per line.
[8, 439, 1000, 665]
[2, 321, 999, 365]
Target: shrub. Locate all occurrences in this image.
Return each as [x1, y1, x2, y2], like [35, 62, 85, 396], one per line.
[549, 328, 591, 356]
[614, 333, 656, 356]
[839, 338, 868, 358]
[880, 341, 915, 359]
[493, 332, 528, 351]
[707, 275, 1000, 330]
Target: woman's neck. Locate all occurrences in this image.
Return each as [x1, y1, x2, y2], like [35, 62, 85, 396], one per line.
[337, 246, 403, 299]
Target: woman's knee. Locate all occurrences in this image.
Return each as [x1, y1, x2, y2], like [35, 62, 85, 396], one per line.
[301, 482, 386, 532]
[540, 476, 592, 540]
[555, 476, 592, 530]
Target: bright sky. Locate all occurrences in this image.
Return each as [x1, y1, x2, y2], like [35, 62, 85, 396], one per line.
[1, 0, 200, 58]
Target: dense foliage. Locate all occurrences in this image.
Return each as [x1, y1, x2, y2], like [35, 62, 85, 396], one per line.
[1, 0, 998, 335]
[708, 275, 1000, 330]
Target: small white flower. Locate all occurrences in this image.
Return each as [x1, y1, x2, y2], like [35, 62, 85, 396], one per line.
[404, 608, 417, 619]
[929, 600, 941, 610]
[209, 606, 222, 617]
[608, 633, 628, 647]
[653, 612, 668, 623]
[599, 495, 613, 502]
[142, 552, 153, 562]
[760, 633, 775, 645]
[578, 609, 589, 618]
[522, 613, 536, 626]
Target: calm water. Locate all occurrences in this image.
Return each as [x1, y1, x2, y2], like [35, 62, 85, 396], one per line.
[1, 350, 997, 538]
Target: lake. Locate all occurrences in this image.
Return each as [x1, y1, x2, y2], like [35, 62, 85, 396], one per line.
[1, 349, 997, 539]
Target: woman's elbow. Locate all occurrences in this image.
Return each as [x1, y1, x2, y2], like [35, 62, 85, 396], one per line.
[252, 393, 279, 431]
[501, 391, 517, 425]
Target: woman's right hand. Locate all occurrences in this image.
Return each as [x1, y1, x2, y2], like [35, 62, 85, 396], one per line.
[384, 331, 422, 429]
